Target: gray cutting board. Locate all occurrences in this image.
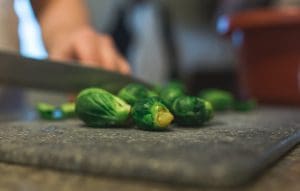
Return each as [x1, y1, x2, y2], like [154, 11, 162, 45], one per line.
[0, 107, 300, 187]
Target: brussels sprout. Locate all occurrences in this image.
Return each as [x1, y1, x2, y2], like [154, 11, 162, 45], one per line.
[198, 89, 234, 111]
[164, 81, 186, 91]
[160, 88, 185, 109]
[76, 88, 131, 127]
[132, 97, 174, 131]
[160, 82, 186, 110]
[118, 83, 157, 105]
[171, 96, 213, 126]
[153, 84, 163, 94]
[233, 99, 257, 112]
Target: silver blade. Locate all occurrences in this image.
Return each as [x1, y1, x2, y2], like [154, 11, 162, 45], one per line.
[0, 51, 151, 93]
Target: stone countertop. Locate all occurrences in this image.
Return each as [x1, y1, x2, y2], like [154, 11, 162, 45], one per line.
[0, 145, 300, 191]
[0, 107, 300, 190]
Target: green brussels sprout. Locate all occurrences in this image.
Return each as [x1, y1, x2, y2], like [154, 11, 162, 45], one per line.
[164, 81, 186, 91]
[118, 83, 158, 105]
[75, 88, 131, 127]
[233, 99, 257, 112]
[132, 97, 174, 131]
[37, 102, 75, 120]
[198, 89, 234, 111]
[160, 88, 185, 110]
[160, 82, 186, 110]
[171, 96, 213, 126]
[153, 84, 163, 94]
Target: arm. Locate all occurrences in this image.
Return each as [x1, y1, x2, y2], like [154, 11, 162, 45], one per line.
[30, 0, 130, 74]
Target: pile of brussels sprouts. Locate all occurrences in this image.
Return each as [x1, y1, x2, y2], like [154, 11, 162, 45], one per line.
[198, 89, 256, 112]
[37, 82, 256, 131]
[74, 83, 212, 131]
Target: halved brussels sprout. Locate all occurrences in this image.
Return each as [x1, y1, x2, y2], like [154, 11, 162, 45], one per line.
[198, 89, 234, 111]
[171, 96, 213, 126]
[75, 88, 131, 127]
[132, 97, 174, 131]
[118, 83, 157, 105]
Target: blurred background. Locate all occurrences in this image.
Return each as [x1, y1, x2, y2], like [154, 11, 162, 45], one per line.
[14, 0, 300, 97]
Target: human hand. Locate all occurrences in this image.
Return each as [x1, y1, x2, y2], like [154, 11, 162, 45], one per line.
[48, 26, 131, 74]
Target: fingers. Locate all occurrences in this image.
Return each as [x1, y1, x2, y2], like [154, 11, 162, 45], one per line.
[96, 35, 118, 71]
[116, 55, 131, 75]
[73, 29, 101, 65]
[48, 26, 131, 75]
[98, 36, 131, 74]
[49, 42, 74, 62]
[91, 34, 131, 74]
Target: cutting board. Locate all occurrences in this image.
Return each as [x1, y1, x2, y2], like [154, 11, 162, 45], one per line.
[0, 107, 299, 187]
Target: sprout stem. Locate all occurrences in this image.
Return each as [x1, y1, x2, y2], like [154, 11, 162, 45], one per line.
[156, 111, 174, 128]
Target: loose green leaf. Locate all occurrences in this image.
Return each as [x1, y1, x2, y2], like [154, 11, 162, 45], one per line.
[60, 102, 76, 118]
[36, 103, 64, 120]
[37, 103, 56, 120]
[204, 100, 214, 121]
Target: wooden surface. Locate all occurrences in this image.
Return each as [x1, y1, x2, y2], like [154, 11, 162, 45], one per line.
[0, 144, 300, 191]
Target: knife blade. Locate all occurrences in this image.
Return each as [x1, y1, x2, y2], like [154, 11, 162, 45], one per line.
[0, 51, 151, 93]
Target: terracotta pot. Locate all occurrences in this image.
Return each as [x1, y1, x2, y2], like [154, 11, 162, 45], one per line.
[219, 8, 300, 105]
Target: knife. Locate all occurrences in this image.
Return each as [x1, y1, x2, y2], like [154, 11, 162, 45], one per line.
[0, 51, 150, 93]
